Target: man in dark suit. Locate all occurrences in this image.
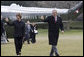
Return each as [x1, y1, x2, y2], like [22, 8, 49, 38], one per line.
[41, 10, 64, 56]
[5, 13, 25, 56]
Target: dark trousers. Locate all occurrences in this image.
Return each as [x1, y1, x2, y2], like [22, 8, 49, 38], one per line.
[50, 45, 59, 56]
[24, 34, 30, 44]
[31, 34, 36, 43]
[14, 36, 23, 55]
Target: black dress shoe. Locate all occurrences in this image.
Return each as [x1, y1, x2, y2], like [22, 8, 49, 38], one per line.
[56, 53, 60, 56]
[19, 52, 21, 56]
[28, 42, 30, 44]
[55, 52, 60, 56]
[50, 54, 54, 56]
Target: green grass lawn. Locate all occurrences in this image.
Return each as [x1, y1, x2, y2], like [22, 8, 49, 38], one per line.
[1, 29, 83, 56]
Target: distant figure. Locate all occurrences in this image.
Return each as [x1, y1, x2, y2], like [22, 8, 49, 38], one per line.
[41, 10, 64, 56]
[30, 23, 38, 44]
[5, 13, 25, 56]
[1, 15, 8, 43]
[23, 21, 31, 44]
[1, 15, 5, 36]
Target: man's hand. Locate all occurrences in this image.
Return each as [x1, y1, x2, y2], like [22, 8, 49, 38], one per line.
[5, 18, 9, 22]
[61, 30, 64, 34]
[40, 16, 44, 20]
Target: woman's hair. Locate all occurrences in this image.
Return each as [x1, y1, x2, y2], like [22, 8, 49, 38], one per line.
[16, 13, 22, 18]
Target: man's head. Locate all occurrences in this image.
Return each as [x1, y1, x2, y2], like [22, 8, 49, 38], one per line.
[27, 21, 30, 24]
[32, 22, 36, 26]
[52, 10, 57, 17]
[16, 13, 22, 20]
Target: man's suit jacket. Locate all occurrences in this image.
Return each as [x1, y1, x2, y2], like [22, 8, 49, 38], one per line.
[43, 15, 64, 45]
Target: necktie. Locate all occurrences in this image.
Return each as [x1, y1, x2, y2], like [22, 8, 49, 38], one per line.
[55, 16, 57, 23]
